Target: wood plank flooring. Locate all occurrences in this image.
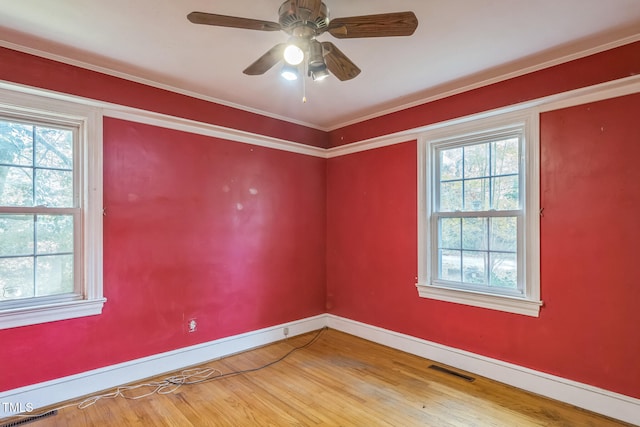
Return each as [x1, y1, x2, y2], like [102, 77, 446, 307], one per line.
[2, 329, 632, 426]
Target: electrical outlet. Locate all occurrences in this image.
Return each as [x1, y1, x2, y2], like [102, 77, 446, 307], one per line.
[188, 319, 197, 333]
[283, 327, 289, 337]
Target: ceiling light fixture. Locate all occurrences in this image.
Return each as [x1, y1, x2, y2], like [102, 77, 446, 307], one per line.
[283, 43, 304, 65]
[310, 66, 330, 81]
[280, 64, 300, 81]
[307, 40, 329, 81]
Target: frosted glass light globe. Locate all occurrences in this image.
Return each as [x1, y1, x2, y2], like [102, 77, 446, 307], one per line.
[283, 44, 304, 65]
[281, 66, 299, 81]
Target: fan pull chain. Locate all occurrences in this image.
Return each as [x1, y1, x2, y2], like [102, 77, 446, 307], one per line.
[302, 60, 307, 103]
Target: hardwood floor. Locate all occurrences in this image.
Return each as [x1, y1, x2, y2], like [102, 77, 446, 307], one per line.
[3, 329, 632, 426]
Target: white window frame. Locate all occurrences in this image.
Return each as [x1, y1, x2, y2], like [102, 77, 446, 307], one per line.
[0, 86, 104, 329]
[417, 110, 542, 317]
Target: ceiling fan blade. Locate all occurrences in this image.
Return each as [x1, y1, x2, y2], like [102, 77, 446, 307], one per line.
[321, 42, 361, 81]
[327, 11, 418, 38]
[187, 12, 281, 32]
[243, 44, 286, 75]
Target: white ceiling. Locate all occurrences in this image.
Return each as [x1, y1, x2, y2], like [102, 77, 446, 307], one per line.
[1, 1, 639, 130]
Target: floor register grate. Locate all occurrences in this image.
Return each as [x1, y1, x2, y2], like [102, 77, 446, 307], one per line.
[0, 410, 57, 427]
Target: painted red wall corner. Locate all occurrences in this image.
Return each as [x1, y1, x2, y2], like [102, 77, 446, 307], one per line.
[1, 33, 639, 405]
[326, 93, 640, 399]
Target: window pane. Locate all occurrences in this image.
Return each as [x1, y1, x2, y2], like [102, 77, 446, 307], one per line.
[462, 251, 487, 285]
[36, 254, 74, 297]
[439, 249, 461, 282]
[440, 180, 462, 211]
[492, 138, 519, 176]
[35, 127, 73, 169]
[439, 218, 461, 249]
[489, 252, 517, 289]
[464, 143, 489, 178]
[464, 178, 489, 211]
[0, 120, 33, 167]
[37, 215, 74, 254]
[492, 175, 519, 210]
[35, 169, 73, 207]
[0, 165, 33, 206]
[0, 257, 34, 301]
[462, 218, 487, 250]
[440, 147, 462, 180]
[0, 215, 34, 256]
[490, 217, 517, 252]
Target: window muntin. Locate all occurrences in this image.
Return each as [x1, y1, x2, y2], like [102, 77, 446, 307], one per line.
[432, 133, 523, 296]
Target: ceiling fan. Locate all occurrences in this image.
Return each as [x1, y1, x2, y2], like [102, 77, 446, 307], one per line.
[187, 0, 418, 82]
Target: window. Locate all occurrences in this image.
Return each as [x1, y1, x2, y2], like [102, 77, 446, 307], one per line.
[417, 112, 541, 316]
[0, 87, 104, 329]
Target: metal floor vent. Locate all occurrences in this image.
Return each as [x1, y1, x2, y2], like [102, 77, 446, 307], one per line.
[428, 364, 475, 382]
[0, 410, 57, 427]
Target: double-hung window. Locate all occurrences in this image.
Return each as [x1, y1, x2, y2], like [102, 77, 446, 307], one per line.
[417, 112, 541, 316]
[0, 86, 104, 329]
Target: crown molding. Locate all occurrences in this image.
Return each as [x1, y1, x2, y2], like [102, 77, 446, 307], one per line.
[328, 33, 640, 131]
[0, 40, 327, 132]
[326, 73, 640, 158]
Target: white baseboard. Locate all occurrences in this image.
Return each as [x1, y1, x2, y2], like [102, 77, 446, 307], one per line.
[326, 314, 640, 426]
[0, 315, 326, 418]
[3, 313, 638, 426]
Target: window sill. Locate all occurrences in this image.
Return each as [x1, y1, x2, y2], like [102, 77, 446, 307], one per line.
[0, 298, 107, 330]
[416, 283, 542, 317]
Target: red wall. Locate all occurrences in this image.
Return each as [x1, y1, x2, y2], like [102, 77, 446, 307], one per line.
[0, 92, 326, 390]
[326, 42, 640, 399]
[0, 46, 326, 390]
[2, 40, 640, 401]
[326, 93, 640, 399]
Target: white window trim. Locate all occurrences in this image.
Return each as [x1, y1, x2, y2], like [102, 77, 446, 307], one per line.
[0, 87, 105, 329]
[416, 110, 541, 317]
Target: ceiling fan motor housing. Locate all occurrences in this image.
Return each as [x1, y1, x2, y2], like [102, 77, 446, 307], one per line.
[278, 0, 329, 36]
